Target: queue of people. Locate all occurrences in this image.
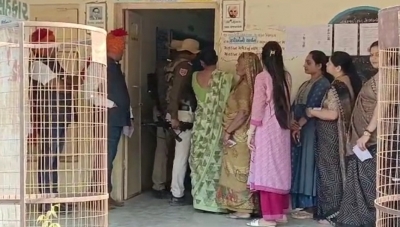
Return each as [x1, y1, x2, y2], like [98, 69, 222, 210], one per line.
[27, 25, 380, 226]
[152, 38, 380, 227]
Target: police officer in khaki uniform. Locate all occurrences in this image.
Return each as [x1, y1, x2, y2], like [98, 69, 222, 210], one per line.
[165, 38, 199, 206]
[151, 40, 182, 199]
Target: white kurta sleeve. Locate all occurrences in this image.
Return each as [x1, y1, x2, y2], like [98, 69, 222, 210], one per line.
[83, 63, 114, 108]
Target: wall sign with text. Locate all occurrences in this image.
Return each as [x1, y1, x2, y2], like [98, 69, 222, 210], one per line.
[222, 0, 244, 32]
[0, 0, 29, 20]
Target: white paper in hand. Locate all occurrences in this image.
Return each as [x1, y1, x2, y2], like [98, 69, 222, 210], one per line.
[123, 126, 134, 138]
[353, 145, 373, 162]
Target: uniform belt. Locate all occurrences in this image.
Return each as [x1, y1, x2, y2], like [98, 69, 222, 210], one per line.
[178, 103, 191, 111]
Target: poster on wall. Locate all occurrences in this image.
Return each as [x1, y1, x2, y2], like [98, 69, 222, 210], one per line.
[86, 2, 107, 30]
[222, 0, 244, 32]
[330, 7, 379, 82]
[333, 24, 358, 56]
[285, 27, 307, 57]
[284, 25, 333, 57]
[359, 23, 378, 56]
[306, 24, 332, 55]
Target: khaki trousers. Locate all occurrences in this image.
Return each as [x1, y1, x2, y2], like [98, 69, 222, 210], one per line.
[152, 127, 169, 190]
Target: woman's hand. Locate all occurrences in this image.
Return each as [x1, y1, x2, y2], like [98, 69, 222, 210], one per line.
[247, 126, 256, 151]
[291, 121, 300, 131]
[247, 131, 255, 151]
[356, 135, 370, 151]
[292, 130, 300, 143]
[223, 132, 231, 146]
[305, 108, 313, 118]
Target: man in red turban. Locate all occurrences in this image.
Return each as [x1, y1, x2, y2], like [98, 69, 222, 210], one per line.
[29, 28, 81, 212]
[30, 28, 56, 57]
[104, 28, 133, 209]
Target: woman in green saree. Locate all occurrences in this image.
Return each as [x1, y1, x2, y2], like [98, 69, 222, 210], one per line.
[190, 48, 234, 213]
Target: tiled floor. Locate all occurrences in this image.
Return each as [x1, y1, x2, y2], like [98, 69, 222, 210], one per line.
[109, 193, 321, 227]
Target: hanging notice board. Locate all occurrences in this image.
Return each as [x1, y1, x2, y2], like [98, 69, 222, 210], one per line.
[330, 7, 379, 83]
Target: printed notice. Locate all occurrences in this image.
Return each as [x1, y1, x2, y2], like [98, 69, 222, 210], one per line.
[359, 23, 378, 56]
[221, 29, 286, 61]
[285, 27, 308, 57]
[333, 24, 358, 56]
[306, 24, 333, 56]
[222, 0, 244, 32]
[91, 30, 107, 65]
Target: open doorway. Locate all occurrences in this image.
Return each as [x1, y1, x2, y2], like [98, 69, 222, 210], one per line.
[123, 8, 216, 199]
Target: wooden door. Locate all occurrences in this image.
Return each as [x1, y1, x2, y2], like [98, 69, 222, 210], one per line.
[124, 10, 143, 199]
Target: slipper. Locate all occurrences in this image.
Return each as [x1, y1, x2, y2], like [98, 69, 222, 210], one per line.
[246, 219, 276, 227]
[290, 208, 304, 213]
[226, 213, 251, 219]
[291, 211, 313, 219]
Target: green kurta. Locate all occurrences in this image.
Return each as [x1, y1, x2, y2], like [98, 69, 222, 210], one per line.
[190, 70, 233, 213]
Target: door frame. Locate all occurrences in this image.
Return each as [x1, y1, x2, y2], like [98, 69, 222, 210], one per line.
[115, 2, 220, 199]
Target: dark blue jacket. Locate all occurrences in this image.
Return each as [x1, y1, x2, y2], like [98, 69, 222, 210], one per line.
[34, 59, 76, 128]
[107, 58, 131, 127]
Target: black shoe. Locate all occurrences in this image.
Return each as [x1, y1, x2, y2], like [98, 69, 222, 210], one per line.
[152, 189, 170, 199]
[184, 190, 193, 205]
[169, 196, 189, 206]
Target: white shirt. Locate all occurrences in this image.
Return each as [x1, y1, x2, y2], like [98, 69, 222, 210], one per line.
[83, 63, 115, 108]
[30, 60, 58, 85]
[30, 60, 134, 133]
[83, 63, 134, 118]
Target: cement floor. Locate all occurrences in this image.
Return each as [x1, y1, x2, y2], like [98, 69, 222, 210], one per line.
[109, 193, 321, 227]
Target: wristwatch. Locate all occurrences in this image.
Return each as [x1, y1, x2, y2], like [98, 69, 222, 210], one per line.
[363, 130, 372, 137]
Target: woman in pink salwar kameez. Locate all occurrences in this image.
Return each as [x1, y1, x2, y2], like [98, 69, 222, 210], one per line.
[246, 41, 292, 227]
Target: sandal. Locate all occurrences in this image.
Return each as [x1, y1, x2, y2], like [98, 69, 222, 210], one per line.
[226, 213, 251, 219]
[246, 219, 276, 227]
[291, 210, 313, 219]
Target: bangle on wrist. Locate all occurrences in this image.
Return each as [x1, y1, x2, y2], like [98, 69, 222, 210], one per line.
[365, 129, 374, 134]
[363, 130, 372, 137]
[246, 129, 255, 136]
